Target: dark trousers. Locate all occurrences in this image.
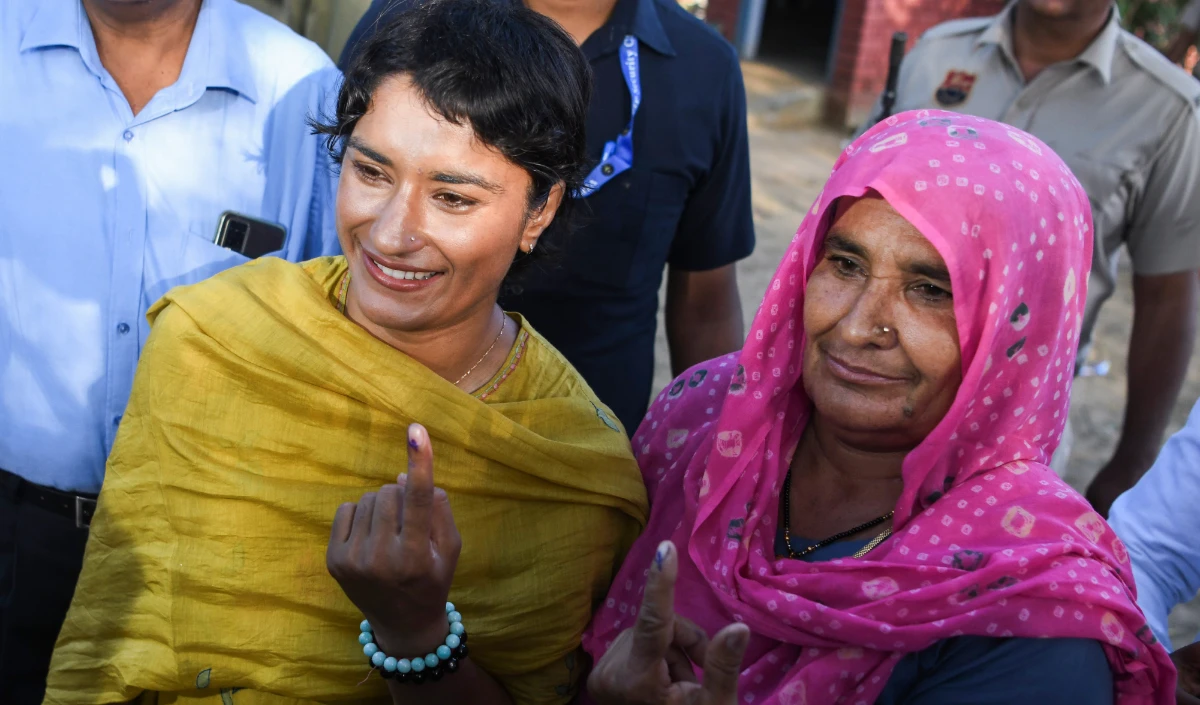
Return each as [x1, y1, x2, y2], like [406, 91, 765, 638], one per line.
[0, 475, 90, 705]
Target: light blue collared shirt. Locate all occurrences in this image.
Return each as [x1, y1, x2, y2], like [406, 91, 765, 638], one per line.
[0, 0, 343, 493]
[1109, 398, 1200, 649]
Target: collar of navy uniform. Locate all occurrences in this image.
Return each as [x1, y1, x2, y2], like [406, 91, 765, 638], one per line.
[587, 0, 676, 59]
[976, 1, 1120, 85]
[21, 0, 258, 103]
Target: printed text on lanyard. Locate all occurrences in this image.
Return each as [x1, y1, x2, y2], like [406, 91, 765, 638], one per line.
[576, 36, 640, 198]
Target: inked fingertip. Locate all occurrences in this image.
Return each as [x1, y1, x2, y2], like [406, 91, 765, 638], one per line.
[405, 422, 420, 446]
[725, 624, 750, 651]
[654, 540, 673, 571]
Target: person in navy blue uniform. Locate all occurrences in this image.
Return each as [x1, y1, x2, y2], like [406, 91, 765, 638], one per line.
[343, 0, 755, 435]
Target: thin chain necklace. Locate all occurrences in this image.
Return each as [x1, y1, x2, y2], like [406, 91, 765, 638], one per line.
[455, 315, 506, 387]
[337, 274, 507, 388]
[781, 470, 893, 560]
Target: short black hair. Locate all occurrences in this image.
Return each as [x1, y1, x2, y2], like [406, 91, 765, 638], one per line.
[312, 0, 592, 293]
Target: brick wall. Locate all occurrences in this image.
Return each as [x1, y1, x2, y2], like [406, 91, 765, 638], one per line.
[824, 0, 1006, 128]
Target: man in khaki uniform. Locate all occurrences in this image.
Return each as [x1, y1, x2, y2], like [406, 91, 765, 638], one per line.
[860, 0, 1200, 516]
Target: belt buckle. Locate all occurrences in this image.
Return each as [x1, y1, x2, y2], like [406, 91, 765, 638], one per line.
[75, 496, 96, 529]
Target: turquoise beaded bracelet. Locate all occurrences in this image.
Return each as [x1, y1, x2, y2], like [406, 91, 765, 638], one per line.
[358, 602, 469, 684]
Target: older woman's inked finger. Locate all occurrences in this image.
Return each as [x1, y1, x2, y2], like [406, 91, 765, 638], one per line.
[630, 540, 679, 663]
[701, 623, 749, 703]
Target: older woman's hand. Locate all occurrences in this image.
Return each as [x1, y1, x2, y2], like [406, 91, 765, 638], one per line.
[327, 423, 463, 655]
[1175, 641, 1200, 704]
[588, 541, 750, 705]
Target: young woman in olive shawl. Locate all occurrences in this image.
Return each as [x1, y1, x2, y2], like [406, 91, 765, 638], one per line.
[44, 3, 647, 704]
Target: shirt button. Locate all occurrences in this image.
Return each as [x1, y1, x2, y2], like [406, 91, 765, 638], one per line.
[116, 322, 130, 334]
[123, 130, 134, 141]
[601, 163, 615, 176]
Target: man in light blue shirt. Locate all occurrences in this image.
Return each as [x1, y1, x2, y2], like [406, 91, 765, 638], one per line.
[1108, 397, 1200, 702]
[0, 0, 341, 700]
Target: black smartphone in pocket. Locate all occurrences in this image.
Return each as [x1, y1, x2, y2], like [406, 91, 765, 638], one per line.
[214, 211, 287, 259]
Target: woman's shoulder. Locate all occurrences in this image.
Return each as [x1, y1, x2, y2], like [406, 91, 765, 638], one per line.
[633, 352, 739, 449]
[141, 257, 348, 379]
[506, 315, 625, 427]
[149, 256, 341, 325]
[879, 636, 1113, 705]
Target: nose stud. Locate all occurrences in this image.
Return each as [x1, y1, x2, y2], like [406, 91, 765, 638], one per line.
[874, 325, 892, 335]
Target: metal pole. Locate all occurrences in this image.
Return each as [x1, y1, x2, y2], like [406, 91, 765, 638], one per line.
[880, 31, 907, 120]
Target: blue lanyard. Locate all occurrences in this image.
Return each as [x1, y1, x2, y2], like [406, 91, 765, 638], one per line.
[576, 36, 640, 198]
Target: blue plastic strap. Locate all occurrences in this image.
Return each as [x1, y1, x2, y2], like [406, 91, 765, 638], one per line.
[576, 36, 640, 198]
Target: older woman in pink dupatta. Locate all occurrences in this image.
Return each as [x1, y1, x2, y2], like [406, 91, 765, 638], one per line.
[583, 110, 1176, 705]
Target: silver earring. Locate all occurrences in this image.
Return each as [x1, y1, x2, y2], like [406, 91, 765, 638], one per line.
[527, 242, 536, 254]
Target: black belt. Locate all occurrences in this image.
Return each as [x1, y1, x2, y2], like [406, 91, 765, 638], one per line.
[0, 468, 97, 528]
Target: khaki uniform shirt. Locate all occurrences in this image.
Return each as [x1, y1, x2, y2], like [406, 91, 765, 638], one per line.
[862, 5, 1200, 365]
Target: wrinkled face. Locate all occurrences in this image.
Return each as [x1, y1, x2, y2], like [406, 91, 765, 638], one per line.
[802, 196, 963, 450]
[1019, 0, 1111, 20]
[335, 75, 558, 338]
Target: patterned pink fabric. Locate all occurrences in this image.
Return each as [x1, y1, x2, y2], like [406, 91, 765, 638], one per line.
[583, 111, 1175, 704]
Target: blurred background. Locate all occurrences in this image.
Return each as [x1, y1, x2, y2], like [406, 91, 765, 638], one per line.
[243, 0, 1196, 128]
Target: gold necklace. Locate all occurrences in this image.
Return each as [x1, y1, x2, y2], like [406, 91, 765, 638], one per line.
[782, 471, 893, 560]
[455, 315, 506, 387]
[852, 527, 893, 559]
[338, 274, 507, 388]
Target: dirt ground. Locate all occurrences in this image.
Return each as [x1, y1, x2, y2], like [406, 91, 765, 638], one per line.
[651, 61, 1200, 649]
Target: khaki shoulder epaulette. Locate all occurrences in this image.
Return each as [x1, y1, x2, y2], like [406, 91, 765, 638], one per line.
[1120, 31, 1200, 108]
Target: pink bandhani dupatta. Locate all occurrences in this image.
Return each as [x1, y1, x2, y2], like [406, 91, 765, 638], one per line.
[583, 111, 1175, 704]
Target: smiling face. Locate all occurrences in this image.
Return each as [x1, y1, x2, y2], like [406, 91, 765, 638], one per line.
[335, 75, 562, 339]
[801, 196, 963, 450]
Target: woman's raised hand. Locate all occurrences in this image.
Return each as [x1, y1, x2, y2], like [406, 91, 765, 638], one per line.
[1175, 641, 1200, 704]
[327, 423, 463, 653]
[587, 541, 750, 705]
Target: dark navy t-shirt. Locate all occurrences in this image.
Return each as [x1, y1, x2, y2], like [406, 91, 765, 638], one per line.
[342, 0, 756, 435]
[774, 529, 1115, 704]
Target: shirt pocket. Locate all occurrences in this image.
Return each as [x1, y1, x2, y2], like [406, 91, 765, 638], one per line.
[568, 168, 689, 290]
[185, 221, 250, 266]
[1067, 153, 1136, 264]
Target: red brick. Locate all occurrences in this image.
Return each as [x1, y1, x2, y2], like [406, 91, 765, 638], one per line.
[706, 0, 740, 41]
[824, 0, 1004, 126]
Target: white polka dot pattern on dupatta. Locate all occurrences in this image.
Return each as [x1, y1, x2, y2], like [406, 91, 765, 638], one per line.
[583, 111, 1175, 705]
